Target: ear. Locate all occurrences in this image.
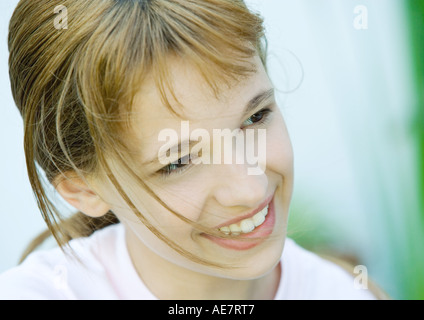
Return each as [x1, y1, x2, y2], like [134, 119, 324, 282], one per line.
[55, 174, 111, 218]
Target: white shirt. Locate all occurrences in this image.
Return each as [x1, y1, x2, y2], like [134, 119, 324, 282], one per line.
[0, 224, 376, 300]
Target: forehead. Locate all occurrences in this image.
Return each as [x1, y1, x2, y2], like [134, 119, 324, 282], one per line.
[130, 55, 271, 163]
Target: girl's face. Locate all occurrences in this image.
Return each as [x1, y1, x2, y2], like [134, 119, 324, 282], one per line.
[96, 55, 294, 280]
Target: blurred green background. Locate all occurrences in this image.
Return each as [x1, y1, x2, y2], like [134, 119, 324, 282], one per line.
[285, 0, 424, 300]
[405, 0, 424, 300]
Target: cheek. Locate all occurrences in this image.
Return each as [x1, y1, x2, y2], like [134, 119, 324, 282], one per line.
[95, 172, 200, 238]
[109, 185, 203, 254]
[150, 177, 209, 222]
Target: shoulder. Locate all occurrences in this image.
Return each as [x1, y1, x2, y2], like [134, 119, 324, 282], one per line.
[0, 224, 125, 300]
[0, 246, 72, 299]
[277, 238, 386, 300]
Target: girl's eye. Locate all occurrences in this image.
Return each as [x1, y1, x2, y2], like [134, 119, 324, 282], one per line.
[159, 154, 192, 177]
[158, 108, 273, 178]
[242, 108, 273, 127]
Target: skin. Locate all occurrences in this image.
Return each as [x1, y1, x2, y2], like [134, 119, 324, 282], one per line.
[57, 55, 294, 300]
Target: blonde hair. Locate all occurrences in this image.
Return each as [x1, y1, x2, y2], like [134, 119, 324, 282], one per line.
[8, 0, 267, 266]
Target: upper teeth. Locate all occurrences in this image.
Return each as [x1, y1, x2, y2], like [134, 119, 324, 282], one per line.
[219, 205, 269, 235]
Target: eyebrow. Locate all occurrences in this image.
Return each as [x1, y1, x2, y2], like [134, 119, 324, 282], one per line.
[143, 88, 275, 169]
[242, 88, 275, 118]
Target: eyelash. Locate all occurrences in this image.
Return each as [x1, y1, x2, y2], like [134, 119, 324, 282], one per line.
[158, 107, 273, 178]
[159, 154, 193, 177]
[241, 107, 273, 128]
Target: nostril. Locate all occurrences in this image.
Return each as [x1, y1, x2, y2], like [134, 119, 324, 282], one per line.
[211, 165, 268, 208]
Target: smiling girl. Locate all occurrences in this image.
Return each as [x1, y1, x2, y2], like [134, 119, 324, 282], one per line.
[0, 0, 381, 300]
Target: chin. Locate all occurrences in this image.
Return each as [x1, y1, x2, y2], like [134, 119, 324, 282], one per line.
[205, 236, 286, 280]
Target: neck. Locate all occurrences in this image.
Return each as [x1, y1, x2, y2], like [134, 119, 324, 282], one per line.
[125, 227, 281, 300]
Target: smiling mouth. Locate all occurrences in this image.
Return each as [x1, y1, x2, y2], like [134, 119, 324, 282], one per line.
[218, 204, 269, 235]
[202, 194, 276, 250]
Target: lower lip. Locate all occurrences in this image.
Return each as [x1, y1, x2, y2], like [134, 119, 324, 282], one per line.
[202, 197, 276, 251]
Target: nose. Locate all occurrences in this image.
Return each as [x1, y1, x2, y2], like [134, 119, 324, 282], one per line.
[212, 163, 268, 209]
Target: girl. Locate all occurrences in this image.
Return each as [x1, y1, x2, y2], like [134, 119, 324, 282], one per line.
[0, 0, 382, 299]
